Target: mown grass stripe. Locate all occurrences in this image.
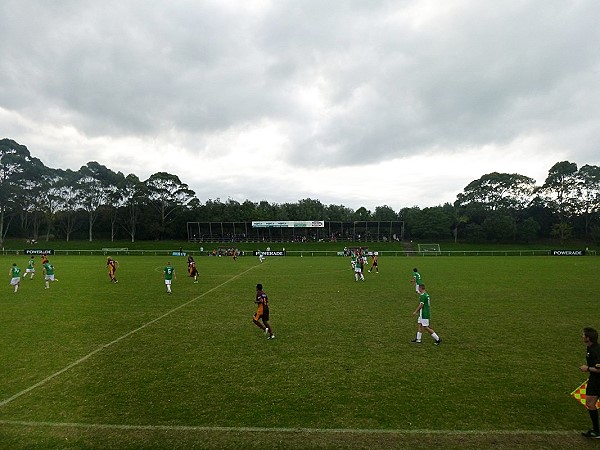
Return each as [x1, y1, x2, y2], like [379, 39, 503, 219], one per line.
[0, 419, 577, 435]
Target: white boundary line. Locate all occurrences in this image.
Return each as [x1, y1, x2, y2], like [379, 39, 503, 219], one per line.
[0, 264, 260, 408]
[0, 420, 577, 435]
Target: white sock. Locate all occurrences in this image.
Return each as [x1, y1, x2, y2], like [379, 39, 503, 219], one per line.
[416, 332, 422, 341]
[431, 332, 439, 341]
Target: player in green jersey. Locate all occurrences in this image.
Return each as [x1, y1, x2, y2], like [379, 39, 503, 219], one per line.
[25, 256, 35, 280]
[9, 263, 21, 293]
[411, 268, 422, 294]
[43, 261, 56, 289]
[163, 261, 176, 294]
[411, 284, 441, 345]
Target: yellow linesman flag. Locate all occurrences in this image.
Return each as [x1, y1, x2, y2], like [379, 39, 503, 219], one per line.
[571, 380, 600, 408]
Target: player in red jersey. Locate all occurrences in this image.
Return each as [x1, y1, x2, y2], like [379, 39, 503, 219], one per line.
[106, 257, 119, 283]
[187, 255, 198, 284]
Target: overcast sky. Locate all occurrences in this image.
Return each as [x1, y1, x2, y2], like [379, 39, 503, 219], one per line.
[1, 0, 599, 211]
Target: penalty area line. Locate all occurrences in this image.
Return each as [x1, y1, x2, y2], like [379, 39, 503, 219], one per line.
[0, 264, 261, 409]
[0, 420, 577, 436]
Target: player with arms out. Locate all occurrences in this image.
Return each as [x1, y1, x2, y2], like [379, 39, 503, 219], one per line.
[106, 257, 119, 283]
[411, 284, 441, 345]
[253, 283, 275, 339]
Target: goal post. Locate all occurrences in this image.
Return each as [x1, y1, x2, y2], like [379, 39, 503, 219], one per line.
[417, 243, 441, 254]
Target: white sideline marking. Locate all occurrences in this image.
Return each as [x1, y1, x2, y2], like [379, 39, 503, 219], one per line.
[0, 265, 260, 408]
[0, 420, 576, 435]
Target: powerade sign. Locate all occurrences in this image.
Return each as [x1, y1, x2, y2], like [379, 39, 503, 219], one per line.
[24, 249, 54, 255]
[253, 250, 287, 256]
[552, 250, 585, 256]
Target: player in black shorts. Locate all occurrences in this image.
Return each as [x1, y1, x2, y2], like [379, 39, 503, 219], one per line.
[253, 283, 274, 339]
[580, 327, 600, 439]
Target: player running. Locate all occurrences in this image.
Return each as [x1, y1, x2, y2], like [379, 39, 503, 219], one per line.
[25, 256, 35, 280]
[187, 256, 198, 284]
[9, 263, 21, 293]
[43, 260, 57, 289]
[253, 283, 275, 339]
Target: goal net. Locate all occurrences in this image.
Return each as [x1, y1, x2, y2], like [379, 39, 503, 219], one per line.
[417, 243, 441, 254]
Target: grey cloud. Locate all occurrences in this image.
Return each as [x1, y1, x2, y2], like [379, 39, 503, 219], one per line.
[1, 0, 599, 179]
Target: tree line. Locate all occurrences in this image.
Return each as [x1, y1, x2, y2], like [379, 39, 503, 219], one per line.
[1, 138, 599, 244]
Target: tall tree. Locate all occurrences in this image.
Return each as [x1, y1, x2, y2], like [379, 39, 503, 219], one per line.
[536, 161, 579, 242]
[373, 205, 398, 221]
[455, 172, 536, 211]
[576, 164, 600, 238]
[119, 174, 146, 243]
[76, 162, 120, 242]
[145, 172, 197, 239]
[0, 139, 45, 245]
[38, 171, 67, 241]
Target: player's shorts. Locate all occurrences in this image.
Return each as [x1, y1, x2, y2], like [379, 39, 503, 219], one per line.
[25, 268, 35, 273]
[254, 304, 269, 322]
[45, 275, 55, 281]
[587, 376, 600, 397]
[415, 284, 420, 293]
[354, 266, 362, 273]
[418, 317, 430, 327]
[165, 280, 172, 286]
[10, 277, 20, 286]
[189, 268, 198, 277]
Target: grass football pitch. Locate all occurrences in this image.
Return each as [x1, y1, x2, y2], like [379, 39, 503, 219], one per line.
[0, 254, 598, 449]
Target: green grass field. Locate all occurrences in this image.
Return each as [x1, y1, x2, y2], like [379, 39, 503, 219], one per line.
[0, 253, 598, 449]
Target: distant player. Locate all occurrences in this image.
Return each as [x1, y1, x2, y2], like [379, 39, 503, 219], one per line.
[106, 257, 119, 283]
[411, 268, 422, 294]
[354, 257, 365, 282]
[25, 256, 35, 279]
[187, 256, 198, 284]
[163, 261, 176, 294]
[258, 251, 265, 263]
[411, 284, 441, 345]
[368, 253, 379, 273]
[43, 260, 56, 289]
[350, 252, 357, 270]
[253, 283, 274, 339]
[9, 263, 21, 293]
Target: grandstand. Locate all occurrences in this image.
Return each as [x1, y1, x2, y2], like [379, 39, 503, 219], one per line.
[187, 221, 404, 243]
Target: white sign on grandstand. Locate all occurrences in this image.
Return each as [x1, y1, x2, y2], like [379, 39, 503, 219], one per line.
[418, 243, 441, 253]
[251, 221, 325, 228]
